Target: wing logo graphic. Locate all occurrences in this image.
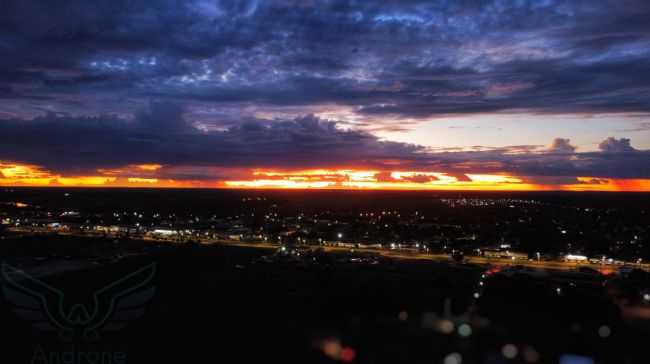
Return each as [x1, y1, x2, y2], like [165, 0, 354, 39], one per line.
[1, 263, 156, 342]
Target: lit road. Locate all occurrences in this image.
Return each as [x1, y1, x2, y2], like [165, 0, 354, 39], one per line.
[224, 241, 647, 272]
[7, 226, 649, 273]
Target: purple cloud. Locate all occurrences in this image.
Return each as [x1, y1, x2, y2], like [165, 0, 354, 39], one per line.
[599, 137, 637, 153]
[549, 138, 577, 153]
[0, 104, 648, 180]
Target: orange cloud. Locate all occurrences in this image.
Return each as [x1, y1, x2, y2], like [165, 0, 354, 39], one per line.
[0, 162, 58, 185]
[0, 161, 200, 188]
[225, 170, 650, 191]
[127, 178, 159, 184]
[562, 177, 650, 192]
[226, 169, 541, 190]
[136, 164, 163, 171]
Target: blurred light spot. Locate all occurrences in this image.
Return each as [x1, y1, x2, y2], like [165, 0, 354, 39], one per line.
[502, 344, 518, 359]
[322, 339, 342, 360]
[439, 319, 455, 334]
[341, 347, 356, 362]
[598, 325, 611, 338]
[443, 352, 462, 364]
[398, 311, 408, 321]
[458, 323, 472, 337]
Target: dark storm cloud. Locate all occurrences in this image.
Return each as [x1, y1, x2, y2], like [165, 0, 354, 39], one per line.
[1, 0, 650, 118]
[0, 105, 648, 179]
[0, 104, 423, 174]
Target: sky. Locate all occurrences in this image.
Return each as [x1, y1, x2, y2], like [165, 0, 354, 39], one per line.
[1, 0, 649, 191]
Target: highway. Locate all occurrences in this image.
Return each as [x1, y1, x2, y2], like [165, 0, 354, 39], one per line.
[7, 226, 649, 273]
[223, 240, 647, 273]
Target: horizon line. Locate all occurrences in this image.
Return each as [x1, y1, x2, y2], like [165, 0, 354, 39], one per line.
[2, 185, 650, 193]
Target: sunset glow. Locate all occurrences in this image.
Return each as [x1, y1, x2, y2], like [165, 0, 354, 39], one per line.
[1, 161, 649, 191]
[227, 170, 535, 190]
[1, 162, 649, 191]
[227, 170, 648, 191]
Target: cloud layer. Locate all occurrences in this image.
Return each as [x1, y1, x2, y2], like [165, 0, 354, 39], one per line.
[1, 1, 650, 188]
[0, 106, 648, 182]
[2, 0, 650, 120]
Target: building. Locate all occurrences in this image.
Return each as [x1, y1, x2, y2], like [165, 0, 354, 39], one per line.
[483, 249, 528, 260]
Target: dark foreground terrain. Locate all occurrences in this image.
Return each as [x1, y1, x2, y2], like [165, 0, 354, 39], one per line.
[1, 237, 649, 364]
[1, 188, 650, 363]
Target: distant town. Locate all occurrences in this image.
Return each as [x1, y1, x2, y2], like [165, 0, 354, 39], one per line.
[2, 191, 649, 274]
